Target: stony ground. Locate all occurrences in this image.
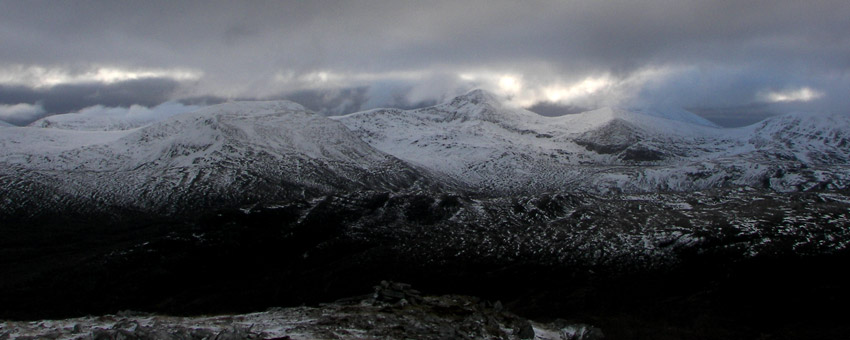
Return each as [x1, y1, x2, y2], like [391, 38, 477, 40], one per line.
[1, 282, 602, 340]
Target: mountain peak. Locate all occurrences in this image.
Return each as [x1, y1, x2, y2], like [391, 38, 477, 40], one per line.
[433, 89, 546, 124]
[447, 89, 503, 107]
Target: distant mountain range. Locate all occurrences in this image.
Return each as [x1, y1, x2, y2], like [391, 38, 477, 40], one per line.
[2, 89, 849, 217]
[336, 89, 850, 194]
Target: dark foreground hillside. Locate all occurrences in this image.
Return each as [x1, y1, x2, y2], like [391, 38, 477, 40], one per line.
[2, 188, 850, 339]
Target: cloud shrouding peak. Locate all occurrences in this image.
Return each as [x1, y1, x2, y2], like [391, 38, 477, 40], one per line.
[0, 1, 848, 126]
[30, 101, 199, 131]
[0, 103, 45, 125]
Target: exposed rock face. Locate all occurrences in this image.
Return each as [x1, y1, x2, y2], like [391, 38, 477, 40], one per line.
[371, 280, 423, 305]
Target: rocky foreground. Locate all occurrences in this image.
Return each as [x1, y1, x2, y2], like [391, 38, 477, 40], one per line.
[0, 282, 603, 340]
[2, 188, 850, 338]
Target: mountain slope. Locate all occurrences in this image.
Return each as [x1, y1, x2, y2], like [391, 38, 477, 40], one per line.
[335, 90, 597, 193]
[0, 101, 430, 217]
[747, 112, 850, 164]
[335, 90, 850, 194]
[31, 114, 156, 131]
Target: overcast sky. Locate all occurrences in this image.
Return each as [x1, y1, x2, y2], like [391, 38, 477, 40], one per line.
[1, 0, 848, 126]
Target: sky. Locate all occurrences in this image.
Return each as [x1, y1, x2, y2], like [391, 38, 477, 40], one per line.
[0, 0, 848, 127]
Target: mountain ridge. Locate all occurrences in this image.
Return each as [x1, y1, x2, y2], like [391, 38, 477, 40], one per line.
[2, 91, 849, 217]
[0, 100, 431, 217]
[335, 89, 850, 194]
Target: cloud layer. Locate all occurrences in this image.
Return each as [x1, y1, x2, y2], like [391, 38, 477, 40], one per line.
[30, 101, 199, 130]
[0, 103, 45, 125]
[1, 1, 848, 126]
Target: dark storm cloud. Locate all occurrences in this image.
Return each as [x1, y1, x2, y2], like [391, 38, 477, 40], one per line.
[0, 78, 179, 124]
[526, 103, 591, 117]
[4, 1, 847, 72]
[688, 104, 778, 128]
[1, 1, 848, 125]
[177, 96, 228, 107]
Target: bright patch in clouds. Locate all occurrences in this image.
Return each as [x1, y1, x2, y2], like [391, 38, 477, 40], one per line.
[759, 87, 824, 103]
[498, 76, 522, 94]
[263, 65, 684, 113]
[450, 68, 669, 108]
[268, 69, 431, 99]
[0, 65, 202, 88]
[448, 71, 534, 105]
[542, 76, 613, 102]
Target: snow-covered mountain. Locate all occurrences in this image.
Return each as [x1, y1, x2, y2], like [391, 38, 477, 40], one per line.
[747, 112, 850, 164]
[1, 90, 849, 217]
[0, 101, 429, 216]
[335, 89, 850, 193]
[30, 114, 157, 131]
[28, 102, 198, 131]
